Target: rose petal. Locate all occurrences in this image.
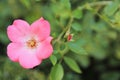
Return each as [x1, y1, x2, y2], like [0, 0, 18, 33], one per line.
[36, 37, 53, 59]
[30, 17, 50, 41]
[19, 49, 42, 69]
[7, 43, 23, 62]
[7, 20, 30, 42]
[13, 19, 30, 33]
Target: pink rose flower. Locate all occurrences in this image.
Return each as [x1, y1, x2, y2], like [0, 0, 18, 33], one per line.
[7, 17, 53, 69]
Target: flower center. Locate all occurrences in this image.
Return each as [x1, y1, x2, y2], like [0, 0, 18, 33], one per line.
[27, 39, 37, 48]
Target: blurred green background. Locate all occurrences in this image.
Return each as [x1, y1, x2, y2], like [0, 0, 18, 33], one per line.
[0, 0, 120, 80]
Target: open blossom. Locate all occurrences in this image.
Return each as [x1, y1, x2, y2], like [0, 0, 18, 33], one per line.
[7, 17, 53, 69]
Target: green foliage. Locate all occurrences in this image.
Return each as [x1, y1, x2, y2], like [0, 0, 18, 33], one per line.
[20, 0, 31, 9]
[64, 57, 81, 73]
[67, 39, 87, 55]
[72, 8, 83, 19]
[0, 0, 120, 80]
[50, 55, 57, 65]
[0, 57, 46, 80]
[100, 72, 120, 80]
[103, 1, 119, 16]
[51, 0, 71, 19]
[50, 64, 64, 80]
[72, 22, 82, 31]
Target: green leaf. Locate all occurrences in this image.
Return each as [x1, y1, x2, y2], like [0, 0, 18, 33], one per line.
[103, 1, 119, 16]
[20, 0, 31, 9]
[64, 57, 82, 73]
[72, 22, 82, 31]
[50, 55, 57, 65]
[60, 0, 71, 10]
[115, 11, 120, 24]
[73, 8, 83, 19]
[67, 41, 87, 55]
[75, 55, 90, 68]
[50, 64, 64, 80]
[51, 0, 71, 18]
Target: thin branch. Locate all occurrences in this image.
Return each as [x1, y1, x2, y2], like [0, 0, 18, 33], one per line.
[53, 17, 74, 45]
[78, 1, 112, 10]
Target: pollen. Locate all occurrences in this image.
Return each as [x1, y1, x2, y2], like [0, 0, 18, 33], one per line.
[27, 39, 37, 48]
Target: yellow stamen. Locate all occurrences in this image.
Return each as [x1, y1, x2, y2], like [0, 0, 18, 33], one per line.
[27, 39, 37, 48]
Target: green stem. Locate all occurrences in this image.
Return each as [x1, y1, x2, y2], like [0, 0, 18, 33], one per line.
[53, 1, 112, 45]
[78, 1, 112, 10]
[78, 1, 116, 28]
[53, 17, 74, 45]
[53, 1, 113, 64]
[58, 45, 69, 64]
[96, 13, 115, 28]
[67, 16, 74, 30]
[53, 17, 73, 64]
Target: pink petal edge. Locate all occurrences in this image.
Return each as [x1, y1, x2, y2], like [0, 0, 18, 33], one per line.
[18, 48, 42, 69]
[30, 17, 50, 41]
[7, 43, 23, 62]
[7, 19, 30, 42]
[36, 37, 53, 59]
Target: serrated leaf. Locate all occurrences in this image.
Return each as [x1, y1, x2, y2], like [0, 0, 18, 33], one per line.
[67, 41, 87, 55]
[64, 57, 82, 73]
[73, 8, 83, 19]
[50, 64, 64, 80]
[72, 22, 82, 31]
[103, 1, 119, 16]
[50, 55, 57, 65]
